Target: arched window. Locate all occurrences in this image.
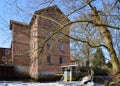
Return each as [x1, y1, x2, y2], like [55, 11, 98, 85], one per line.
[47, 55, 51, 63]
[59, 57, 63, 64]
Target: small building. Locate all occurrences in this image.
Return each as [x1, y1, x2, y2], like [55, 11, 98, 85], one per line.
[10, 20, 30, 78]
[61, 62, 79, 81]
[0, 48, 11, 65]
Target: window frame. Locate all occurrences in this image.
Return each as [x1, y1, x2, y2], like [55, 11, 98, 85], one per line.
[46, 41, 50, 49]
[47, 29, 50, 36]
[58, 43, 63, 51]
[2, 56, 6, 62]
[5, 49, 10, 55]
[58, 31, 62, 37]
[59, 57, 63, 64]
[47, 55, 51, 63]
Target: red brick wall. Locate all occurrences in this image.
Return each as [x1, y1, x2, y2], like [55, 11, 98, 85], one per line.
[35, 6, 70, 72]
[10, 20, 30, 66]
[0, 48, 11, 64]
[29, 6, 70, 78]
[38, 7, 70, 65]
[10, 6, 71, 79]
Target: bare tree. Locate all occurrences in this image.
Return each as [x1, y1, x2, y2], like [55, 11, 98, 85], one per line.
[61, 0, 120, 74]
[4, 0, 120, 75]
[70, 20, 103, 67]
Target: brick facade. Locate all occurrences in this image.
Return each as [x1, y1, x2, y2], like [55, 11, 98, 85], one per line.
[10, 5, 70, 80]
[10, 20, 30, 77]
[10, 20, 30, 66]
[0, 48, 11, 64]
[29, 5, 70, 79]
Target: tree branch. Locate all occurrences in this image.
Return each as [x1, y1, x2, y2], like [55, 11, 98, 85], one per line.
[62, 32, 108, 49]
[37, 19, 119, 59]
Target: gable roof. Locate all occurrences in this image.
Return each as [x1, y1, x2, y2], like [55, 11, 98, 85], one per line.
[35, 5, 63, 15]
[29, 5, 70, 27]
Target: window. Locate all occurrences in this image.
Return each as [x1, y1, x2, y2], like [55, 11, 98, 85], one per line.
[58, 31, 62, 37]
[47, 30, 50, 36]
[46, 41, 50, 49]
[49, 21, 54, 25]
[47, 55, 51, 63]
[2, 56, 6, 62]
[5, 49, 10, 55]
[58, 43, 63, 51]
[59, 57, 63, 64]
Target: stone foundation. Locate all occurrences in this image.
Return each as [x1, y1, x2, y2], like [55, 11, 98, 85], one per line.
[37, 71, 61, 81]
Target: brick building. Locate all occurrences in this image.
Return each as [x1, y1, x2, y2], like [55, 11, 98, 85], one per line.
[29, 5, 70, 80]
[10, 5, 70, 80]
[0, 48, 11, 65]
[10, 20, 30, 78]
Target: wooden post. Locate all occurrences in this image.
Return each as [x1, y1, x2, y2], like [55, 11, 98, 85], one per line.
[63, 68, 68, 82]
[70, 68, 72, 81]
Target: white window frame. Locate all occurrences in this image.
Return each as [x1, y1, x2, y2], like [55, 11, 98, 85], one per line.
[2, 56, 6, 62]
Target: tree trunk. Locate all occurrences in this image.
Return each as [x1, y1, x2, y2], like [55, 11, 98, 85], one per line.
[92, 7, 120, 74]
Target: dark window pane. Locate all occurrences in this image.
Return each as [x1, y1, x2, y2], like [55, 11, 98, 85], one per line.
[59, 43, 63, 51]
[47, 30, 50, 35]
[59, 57, 63, 64]
[47, 41, 50, 49]
[47, 55, 51, 63]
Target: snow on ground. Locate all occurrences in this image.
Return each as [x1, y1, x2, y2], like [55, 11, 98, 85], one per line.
[0, 81, 104, 86]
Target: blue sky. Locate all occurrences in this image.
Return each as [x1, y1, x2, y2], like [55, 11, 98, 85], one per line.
[0, 1, 12, 48]
[0, 0, 32, 48]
